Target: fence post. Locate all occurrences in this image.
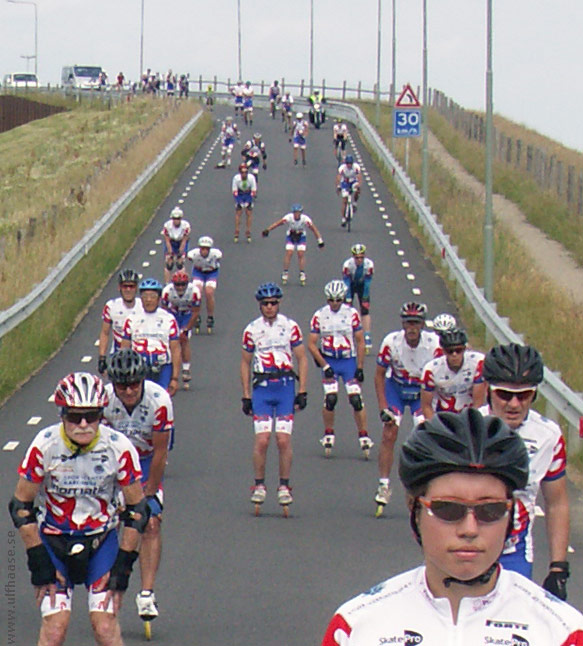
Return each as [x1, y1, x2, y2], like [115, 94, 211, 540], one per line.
[281, 77, 285, 93]
[526, 145, 533, 173]
[322, 79, 326, 96]
[578, 172, 583, 216]
[357, 81, 361, 100]
[557, 161, 564, 197]
[515, 139, 522, 169]
[300, 80, 305, 96]
[567, 165, 575, 209]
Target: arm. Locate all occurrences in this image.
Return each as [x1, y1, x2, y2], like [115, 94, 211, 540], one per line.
[420, 389, 435, 421]
[541, 477, 570, 564]
[293, 343, 308, 394]
[13, 477, 42, 549]
[308, 220, 324, 244]
[240, 349, 253, 400]
[354, 329, 365, 371]
[308, 332, 326, 367]
[374, 363, 389, 411]
[264, 217, 285, 235]
[143, 431, 169, 496]
[163, 233, 173, 255]
[471, 382, 487, 408]
[168, 338, 181, 396]
[120, 338, 131, 350]
[98, 319, 112, 358]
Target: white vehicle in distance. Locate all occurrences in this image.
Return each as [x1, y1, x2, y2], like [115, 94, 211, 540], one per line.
[3, 73, 39, 89]
[61, 65, 103, 90]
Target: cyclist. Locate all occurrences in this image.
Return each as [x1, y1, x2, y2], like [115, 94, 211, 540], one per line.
[241, 132, 267, 185]
[104, 350, 174, 626]
[187, 235, 223, 333]
[336, 154, 362, 226]
[161, 270, 201, 389]
[420, 327, 486, 420]
[281, 91, 294, 131]
[243, 80, 254, 125]
[10, 372, 146, 646]
[333, 119, 349, 161]
[268, 79, 281, 117]
[481, 343, 570, 598]
[342, 243, 374, 352]
[373, 302, 441, 512]
[291, 112, 309, 166]
[121, 278, 181, 395]
[231, 80, 244, 116]
[232, 162, 257, 243]
[308, 280, 373, 458]
[161, 206, 191, 283]
[240, 283, 308, 513]
[216, 116, 240, 168]
[262, 203, 324, 286]
[97, 268, 144, 374]
[321, 408, 583, 645]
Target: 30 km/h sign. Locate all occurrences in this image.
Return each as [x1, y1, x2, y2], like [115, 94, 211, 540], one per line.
[393, 109, 421, 138]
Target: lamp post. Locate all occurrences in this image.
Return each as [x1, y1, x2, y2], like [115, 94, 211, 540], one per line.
[375, 0, 382, 127]
[484, 0, 494, 302]
[7, 0, 38, 78]
[139, 0, 144, 82]
[237, 0, 242, 80]
[421, 0, 428, 201]
[309, 0, 314, 94]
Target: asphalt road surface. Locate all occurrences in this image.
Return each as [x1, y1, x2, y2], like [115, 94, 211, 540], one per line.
[1, 103, 581, 645]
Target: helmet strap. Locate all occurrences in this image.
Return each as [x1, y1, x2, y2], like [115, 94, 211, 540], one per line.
[443, 562, 498, 589]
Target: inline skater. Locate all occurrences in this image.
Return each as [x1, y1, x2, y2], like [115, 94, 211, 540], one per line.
[161, 206, 191, 283]
[216, 116, 240, 168]
[231, 80, 244, 116]
[336, 155, 362, 226]
[178, 74, 189, 98]
[333, 119, 349, 161]
[10, 372, 146, 646]
[342, 243, 374, 352]
[232, 162, 257, 243]
[268, 79, 281, 117]
[481, 343, 570, 598]
[121, 278, 181, 396]
[161, 270, 202, 389]
[430, 311, 457, 333]
[240, 282, 308, 516]
[291, 112, 309, 166]
[187, 235, 223, 334]
[373, 302, 441, 514]
[241, 132, 267, 185]
[262, 203, 324, 286]
[420, 327, 486, 419]
[321, 408, 583, 645]
[104, 350, 174, 630]
[281, 91, 294, 132]
[308, 280, 373, 458]
[243, 80, 254, 125]
[97, 268, 144, 374]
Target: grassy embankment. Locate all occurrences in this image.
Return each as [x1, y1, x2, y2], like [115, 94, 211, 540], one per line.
[0, 96, 212, 403]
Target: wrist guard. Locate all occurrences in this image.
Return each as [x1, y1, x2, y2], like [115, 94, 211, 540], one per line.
[27, 544, 56, 586]
[108, 549, 139, 591]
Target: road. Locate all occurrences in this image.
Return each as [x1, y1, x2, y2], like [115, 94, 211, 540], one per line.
[0, 103, 581, 645]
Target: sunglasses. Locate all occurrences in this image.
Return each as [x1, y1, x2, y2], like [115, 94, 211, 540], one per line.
[120, 283, 137, 289]
[63, 410, 102, 424]
[114, 381, 142, 391]
[174, 282, 188, 287]
[418, 497, 512, 523]
[444, 346, 466, 355]
[260, 300, 280, 307]
[490, 386, 536, 402]
[327, 298, 344, 303]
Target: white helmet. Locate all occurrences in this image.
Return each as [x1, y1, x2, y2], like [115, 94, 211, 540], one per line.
[431, 312, 457, 333]
[171, 206, 183, 219]
[198, 235, 213, 248]
[324, 280, 348, 301]
[226, 116, 233, 123]
[54, 372, 109, 409]
[296, 112, 303, 120]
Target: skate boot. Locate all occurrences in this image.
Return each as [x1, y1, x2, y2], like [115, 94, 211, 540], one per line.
[294, 159, 298, 165]
[299, 271, 306, 286]
[207, 315, 215, 334]
[302, 158, 306, 166]
[137, 590, 158, 638]
[364, 332, 372, 355]
[374, 482, 392, 518]
[251, 483, 267, 516]
[277, 485, 293, 517]
[182, 367, 191, 390]
[246, 233, 252, 243]
[193, 315, 201, 335]
[215, 160, 226, 169]
[233, 234, 239, 243]
[359, 434, 374, 460]
[341, 216, 347, 228]
[319, 432, 335, 457]
[281, 270, 289, 286]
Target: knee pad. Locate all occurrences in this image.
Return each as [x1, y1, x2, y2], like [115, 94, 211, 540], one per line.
[349, 394, 363, 411]
[360, 302, 370, 316]
[324, 393, 338, 411]
[165, 257, 174, 271]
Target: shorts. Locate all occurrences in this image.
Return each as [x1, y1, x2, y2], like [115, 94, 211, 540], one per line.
[340, 180, 358, 198]
[348, 282, 371, 312]
[222, 137, 235, 149]
[285, 232, 307, 251]
[244, 99, 253, 109]
[334, 137, 347, 149]
[174, 310, 192, 330]
[170, 240, 188, 255]
[235, 96, 243, 105]
[146, 362, 172, 390]
[235, 192, 253, 208]
[384, 377, 422, 418]
[192, 268, 219, 290]
[293, 135, 306, 149]
[252, 377, 295, 434]
[321, 356, 361, 396]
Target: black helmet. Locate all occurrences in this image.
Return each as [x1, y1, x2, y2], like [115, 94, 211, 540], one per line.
[483, 343, 543, 385]
[399, 408, 529, 492]
[439, 327, 468, 348]
[107, 349, 147, 385]
[118, 268, 140, 284]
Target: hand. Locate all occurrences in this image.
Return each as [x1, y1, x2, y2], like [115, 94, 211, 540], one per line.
[294, 392, 308, 410]
[167, 378, 178, 397]
[336, 186, 341, 194]
[262, 229, 270, 237]
[262, 162, 267, 170]
[380, 408, 397, 424]
[323, 365, 335, 380]
[97, 355, 107, 375]
[354, 368, 364, 383]
[542, 562, 569, 600]
[242, 397, 253, 416]
[317, 238, 325, 248]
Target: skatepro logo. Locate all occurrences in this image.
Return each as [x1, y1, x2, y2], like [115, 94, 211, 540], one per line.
[484, 636, 529, 646]
[379, 630, 423, 644]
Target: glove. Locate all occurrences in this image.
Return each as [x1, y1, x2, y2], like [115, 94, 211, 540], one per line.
[294, 392, 308, 410]
[262, 229, 270, 237]
[354, 368, 364, 383]
[323, 365, 335, 379]
[262, 162, 267, 170]
[26, 544, 56, 586]
[241, 397, 253, 416]
[380, 408, 397, 424]
[97, 355, 107, 374]
[542, 562, 569, 600]
[107, 549, 139, 591]
[317, 238, 325, 248]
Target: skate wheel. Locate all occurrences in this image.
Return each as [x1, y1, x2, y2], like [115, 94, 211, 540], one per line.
[254, 504, 261, 517]
[365, 347, 371, 355]
[207, 327, 212, 334]
[324, 447, 332, 458]
[375, 504, 384, 518]
[183, 383, 190, 391]
[362, 448, 370, 460]
[144, 620, 152, 640]
[282, 505, 289, 519]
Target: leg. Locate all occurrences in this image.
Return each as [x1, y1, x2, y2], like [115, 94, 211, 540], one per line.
[252, 432, 271, 480]
[275, 432, 293, 480]
[297, 249, 306, 272]
[245, 207, 253, 240]
[204, 285, 216, 317]
[234, 207, 242, 240]
[139, 516, 162, 592]
[283, 249, 293, 272]
[89, 612, 123, 646]
[38, 611, 71, 646]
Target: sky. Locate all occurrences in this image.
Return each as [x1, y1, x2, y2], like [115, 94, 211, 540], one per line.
[1, 0, 582, 151]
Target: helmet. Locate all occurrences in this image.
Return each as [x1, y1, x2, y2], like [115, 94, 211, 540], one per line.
[400, 301, 427, 322]
[324, 280, 348, 301]
[291, 203, 303, 213]
[439, 327, 468, 348]
[253, 132, 262, 140]
[172, 270, 189, 285]
[344, 155, 354, 164]
[107, 350, 147, 385]
[431, 313, 457, 333]
[245, 80, 251, 85]
[54, 372, 109, 409]
[226, 116, 233, 123]
[198, 235, 213, 248]
[483, 343, 544, 386]
[139, 277, 163, 294]
[255, 282, 283, 301]
[351, 242, 366, 255]
[118, 268, 140, 284]
[171, 206, 183, 219]
[399, 408, 529, 492]
[239, 162, 248, 172]
[296, 112, 303, 119]
[273, 80, 279, 85]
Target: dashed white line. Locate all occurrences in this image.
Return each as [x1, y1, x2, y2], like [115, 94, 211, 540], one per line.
[392, 239, 400, 245]
[402, 261, 410, 268]
[94, 339, 99, 346]
[375, 199, 383, 205]
[379, 207, 386, 213]
[412, 288, 422, 295]
[178, 199, 185, 204]
[382, 214, 389, 220]
[142, 261, 150, 267]
[48, 394, 55, 403]
[149, 250, 156, 256]
[81, 355, 92, 363]
[397, 250, 405, 256]
[3, 441, 19, 451]
[27, 416, 42, 425]
[155, 239, 162, 245]
[389, 231, 396, 236]
[406, 274, 415, 281]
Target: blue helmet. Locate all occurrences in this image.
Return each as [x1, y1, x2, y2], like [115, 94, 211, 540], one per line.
[255, 282, 283, 301]
[139, 277, 163, 294]
[344, 155, 354, 164]
[291, 203, 303, 213]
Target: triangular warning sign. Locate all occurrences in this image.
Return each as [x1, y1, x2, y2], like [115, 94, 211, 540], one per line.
[395, 83, 421, 107]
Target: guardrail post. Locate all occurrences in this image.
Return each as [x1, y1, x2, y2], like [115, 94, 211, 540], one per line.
[357, 81, 362, 100]
[281, 78, 285, 93]
[261, 80, 265, 94]
[342, 81, 347, 100]
[300, 80, 304, 96]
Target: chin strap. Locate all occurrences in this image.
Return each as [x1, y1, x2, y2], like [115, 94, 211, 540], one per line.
[443, 562, 498, 588]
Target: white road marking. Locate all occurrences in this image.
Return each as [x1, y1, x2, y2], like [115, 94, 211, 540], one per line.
[392, 239, 400, 245]
[406, 274, 415, 281]
[402, 262, 410, 268]
[94, 339, 99, 346]
[397, 250, 405, 256]
[149, 250, 156, 256]
[379, 207, 386, 212]
[3, 441, 19, 451]
[81, 355, 92, 363]
[534, 505, 545, 517]
[412, 288, 422, 295]
[142, 261, 150, 267]
[375, 199, 382, 205]
[48, 394, 55, 403]
[27, 416, 42, 425]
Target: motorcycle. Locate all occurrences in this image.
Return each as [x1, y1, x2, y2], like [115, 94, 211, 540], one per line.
[309, 97, 326, 129]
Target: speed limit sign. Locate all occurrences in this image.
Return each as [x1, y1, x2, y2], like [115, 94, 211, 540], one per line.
[393, 109, 421, 138]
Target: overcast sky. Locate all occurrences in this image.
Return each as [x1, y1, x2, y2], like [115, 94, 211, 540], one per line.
[1, 0, 582, 151]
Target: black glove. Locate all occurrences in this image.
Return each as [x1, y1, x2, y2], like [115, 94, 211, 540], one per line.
[380, 408, 397, 424]
[262, 162, 267, 170]
[262, 229, 270, 237]
[354, 368, 364, 383]
[542, 562, 569, 600]
[317, 239, 325, 248]
[27, 544, 56, 586]
[97, 355, 107, 374]
[242, 398, 253, 415]
[323, 365, 335, 379]
[108, 549, 139, 591]
[294, 392, 308, 410]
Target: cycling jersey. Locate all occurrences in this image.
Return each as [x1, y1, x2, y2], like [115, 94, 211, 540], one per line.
[122, 307, 179, 367]
[282, 212, 314, 236]
[161, 218, 191, 243]
[242, 313, 302, 376]
[269, 85, 280, 99]
[221, 122, 239, 146]
[377, 329, 441, 385]
[187, 246, 223, 273]
[161, 283, 201, 328]
[293, 119, 309, 141]
[310, 304, 361, 360]
[242, 140, 266, 168]
[243, 86, 254, 107]
[422, 351, 484, 412]
[101, 297, 144, 352]
[342, 258, 374, 302]
[232, 83, 244, 104]
[282, 95, 294, 111]
[322, 565, 583, 646]
[337, 162, 361, 185]
[333, 123, 349, 140]
[104, 381, 174, 459]
[18, 424, 141, 536]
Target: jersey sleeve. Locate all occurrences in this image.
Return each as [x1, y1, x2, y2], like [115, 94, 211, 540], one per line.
[473, 356, 485, 384]
[543, 434, 567, 482]
[17, 442, 45, 483]
[561, 630, 583, 646]
[376, 338, 392, 368]
[351, 310, 362, 332]
[290, 322, 303, 347]
[153, 399, 174, 433]
[102, 301, 112, 324]
[242, 327, 255, 353]
[122, 316, 133, 340]
[168, 316, 179, 341]
[422, 363, 436, 391]
[116, 441, 142, 487]
[310, 313, 321, 334]
[321, 613, 352, 646]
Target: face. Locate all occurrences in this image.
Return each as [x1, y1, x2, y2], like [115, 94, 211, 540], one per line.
[200, 246, 210, 257]
[293, 210, 302, 220]
[62, 408, 102, 446]
[173, 281, 188, 296]
[259, 298, 280, 321]
[240, 167, 248, 178]
[418, 472, 510, 595]
[140, 289, 160, 312]
[171, 217, 181, 227]
[113, 381, 144, 409]
[488, 383, 536, 429]
[119, 282, 137, 303]
[353, 253, 364, 265]
[443, 346, 466, 371]
[402, 319, 423, 346]
[327, 297, 343, 312]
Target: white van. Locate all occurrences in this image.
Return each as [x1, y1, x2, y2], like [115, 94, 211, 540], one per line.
[3, 73, 39, 89]
[61, 65, 103, 90]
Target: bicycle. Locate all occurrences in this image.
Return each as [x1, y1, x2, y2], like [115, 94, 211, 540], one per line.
[342, 190, 355, 232]
[335, 138, 344, 163]
[270, 99, 277, 119]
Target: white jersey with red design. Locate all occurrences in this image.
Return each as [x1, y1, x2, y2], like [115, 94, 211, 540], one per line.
[292, 119, 309, 138]
[322, 566, 583, 646]
[282, 212, 314, 235]
[479, 405, 567, 563]
[18, 424, 141, 536]
[123, 308, 179, 366]
[161, 218, 191, 242]
[310, 304, 361, 360]
[232, 172, 257, 194]
[101, 297, 144, 351]
[187, 247, 223, 272]
[421, 351, 484, 412]
[104, 381, 174, 458]
[161, 282, 201, 314]
[377, 329, 441, 385]
[241, 313, 302, 375]
[337, 162, 361, 182]
[333, 123, 348, 139]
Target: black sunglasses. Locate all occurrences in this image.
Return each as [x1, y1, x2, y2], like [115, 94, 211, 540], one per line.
[490, 386, 536, 402]
[63, 410, 102, 424]
[260, 300, 280, 306]
[419, 498, 512, 523]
